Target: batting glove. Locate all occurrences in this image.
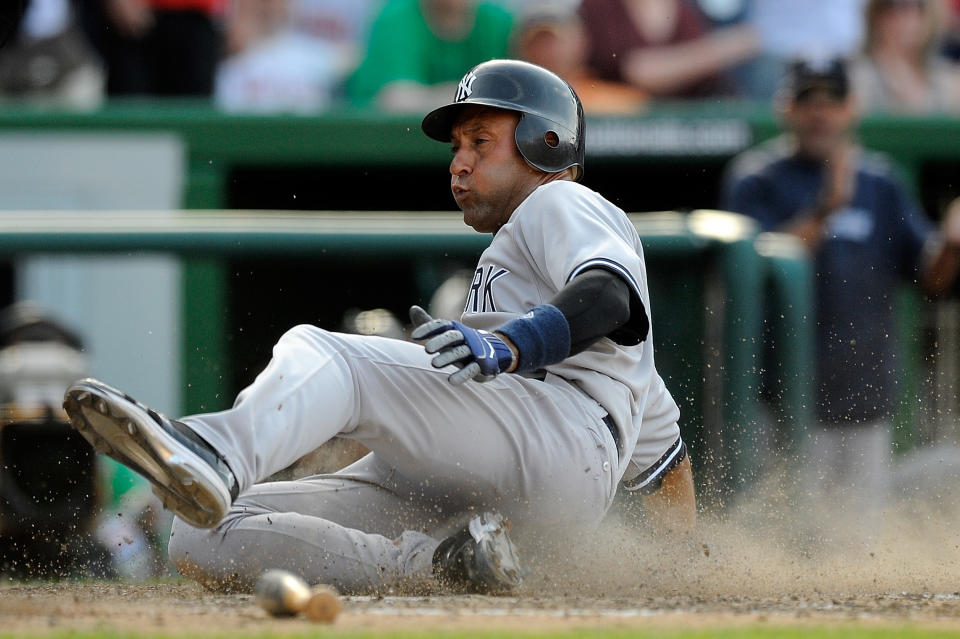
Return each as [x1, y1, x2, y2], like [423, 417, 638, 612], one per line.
[409, 305, 516, 385]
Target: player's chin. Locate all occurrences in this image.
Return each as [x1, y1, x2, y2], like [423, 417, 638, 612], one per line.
[461, 209, 491, 233]
[453, 190, 470, 210]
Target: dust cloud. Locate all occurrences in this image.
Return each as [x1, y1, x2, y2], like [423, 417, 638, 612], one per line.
[524, 451, 960, 600]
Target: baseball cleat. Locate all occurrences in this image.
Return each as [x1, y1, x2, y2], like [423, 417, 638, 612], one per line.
[432, 511, 523, 594]
[63, 378, 238, 529]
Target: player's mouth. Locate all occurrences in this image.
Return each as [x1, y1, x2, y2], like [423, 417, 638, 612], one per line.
[452, 185, 470, 202]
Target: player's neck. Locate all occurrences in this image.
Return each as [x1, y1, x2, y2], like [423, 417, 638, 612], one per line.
[492, 173, 573, 235]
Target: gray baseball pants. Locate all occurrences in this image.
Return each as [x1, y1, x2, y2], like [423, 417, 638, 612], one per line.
[167, 324, 619, 591]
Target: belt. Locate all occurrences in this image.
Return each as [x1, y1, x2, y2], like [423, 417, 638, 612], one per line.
[602, 415, 619, 448]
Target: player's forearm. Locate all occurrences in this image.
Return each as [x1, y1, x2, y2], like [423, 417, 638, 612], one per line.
[550, 268, 639, 353]
[420, 270, 642, 381]
[781, 195, 843, 249]
[921, 239, 960, 297]
[496, 268, 644, 372]
[782, 142, 857, 250]
[781, 213, 828, 250]
[496, 268, 640, 372]
[922, 198, 960, 296]
[640, 455, 696, 537]
[622, 26, 759, 95]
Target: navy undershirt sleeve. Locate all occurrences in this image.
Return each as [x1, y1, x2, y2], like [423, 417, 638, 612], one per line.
[551, 267, 647, 355]
[496, 268, 648, 372]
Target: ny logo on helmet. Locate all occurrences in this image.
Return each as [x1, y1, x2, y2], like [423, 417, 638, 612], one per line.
[455, 71, 477, 102]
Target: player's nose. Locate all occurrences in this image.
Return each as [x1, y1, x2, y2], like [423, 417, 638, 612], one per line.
[449, 149, 473, 176]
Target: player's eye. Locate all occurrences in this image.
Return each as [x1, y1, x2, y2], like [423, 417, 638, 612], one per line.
[450, 145, 459, 155]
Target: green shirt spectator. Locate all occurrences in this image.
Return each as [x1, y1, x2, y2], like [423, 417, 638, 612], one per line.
[348, 0, 513, 111]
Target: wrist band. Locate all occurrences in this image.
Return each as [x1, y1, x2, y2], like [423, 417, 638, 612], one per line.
[496, 304, 571, 372]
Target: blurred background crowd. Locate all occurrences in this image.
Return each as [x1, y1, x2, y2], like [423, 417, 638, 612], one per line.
[1, 0, 959, 115]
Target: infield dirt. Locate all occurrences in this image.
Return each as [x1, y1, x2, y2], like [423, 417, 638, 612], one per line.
[5, 480, 960, 636]
[7, 439, 960, 636]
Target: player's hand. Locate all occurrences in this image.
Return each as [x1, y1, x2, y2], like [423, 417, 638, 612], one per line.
[409, 305, 516, 385]
[943, 196, 960, 249]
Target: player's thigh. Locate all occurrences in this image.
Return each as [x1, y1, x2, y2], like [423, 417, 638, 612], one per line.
[225, 453, 438, 539]
[280, 328, 616, 525]
[344, 349, 617, 524]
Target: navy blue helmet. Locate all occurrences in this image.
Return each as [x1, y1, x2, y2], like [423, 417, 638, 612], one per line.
[422, 59, 586, 180]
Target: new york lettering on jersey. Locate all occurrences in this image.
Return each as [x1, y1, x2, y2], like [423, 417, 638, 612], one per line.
[466, 265, 509, 313]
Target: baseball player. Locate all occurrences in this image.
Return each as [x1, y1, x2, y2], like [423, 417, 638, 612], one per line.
[63, 59, 695, 594]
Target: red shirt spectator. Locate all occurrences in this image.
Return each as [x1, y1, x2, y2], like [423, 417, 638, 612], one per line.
[579, 0, 758, 98]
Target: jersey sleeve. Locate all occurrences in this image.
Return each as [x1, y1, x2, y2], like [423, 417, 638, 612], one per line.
[518, 183, 650, 341]
[518, 183, 647, 306]
[622, 372, 683, 492]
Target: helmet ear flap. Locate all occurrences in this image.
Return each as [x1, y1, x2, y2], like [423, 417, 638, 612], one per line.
[514, 113, 583, 179]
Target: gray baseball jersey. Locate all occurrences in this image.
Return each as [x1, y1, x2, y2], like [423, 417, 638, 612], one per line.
[461, 180, 681, 486]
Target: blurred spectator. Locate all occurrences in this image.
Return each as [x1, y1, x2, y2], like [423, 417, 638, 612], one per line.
[214, 0, 343, 112]
[285, 0, 381, 76]
[741, 0, 866, 99]
[690, 0, 748, 26]
[79, 0, 224, 97]
[0, 1, 28, 50]
[942, 0, 960, 60]
[577, 0, 760, 99]
[721, 59, 960, 527]
[851, 0, 960, 114]
[347, 0, 513, 111]
[0, 0, 104, 108]
[514, 2, 648, 114]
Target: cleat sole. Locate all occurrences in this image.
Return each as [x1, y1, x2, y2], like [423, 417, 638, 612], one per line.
[62, 378, 230, 529]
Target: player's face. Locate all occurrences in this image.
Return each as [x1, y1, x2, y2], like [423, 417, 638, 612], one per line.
[449, 107, 547, 234]
[784, 90, 858, 160]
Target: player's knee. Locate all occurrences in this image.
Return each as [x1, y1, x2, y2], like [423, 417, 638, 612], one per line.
[273, 323, 334, 355]
[276, 323, 366, 361]
[278, 323, 326, 344]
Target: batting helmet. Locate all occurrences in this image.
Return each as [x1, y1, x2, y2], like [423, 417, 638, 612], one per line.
[421, 59, 585, 180]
